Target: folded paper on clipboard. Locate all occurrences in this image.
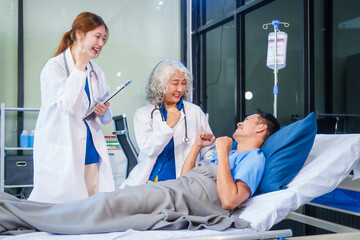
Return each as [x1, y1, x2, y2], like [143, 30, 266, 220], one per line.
[83, 80, 132, 120]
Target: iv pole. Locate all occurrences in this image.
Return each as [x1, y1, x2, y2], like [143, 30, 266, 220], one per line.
[263, 20, 289, 118]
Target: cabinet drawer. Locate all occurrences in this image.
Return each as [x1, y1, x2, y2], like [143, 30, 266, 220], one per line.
[5, 155, 33, 185]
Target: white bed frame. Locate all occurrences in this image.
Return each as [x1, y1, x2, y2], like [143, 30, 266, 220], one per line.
[284, 175, 360, 239]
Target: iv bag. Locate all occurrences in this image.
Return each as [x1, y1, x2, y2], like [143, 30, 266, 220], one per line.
[266, 31, 288, 70]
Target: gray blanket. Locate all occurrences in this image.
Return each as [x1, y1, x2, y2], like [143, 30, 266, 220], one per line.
[0, 162, 249, 235]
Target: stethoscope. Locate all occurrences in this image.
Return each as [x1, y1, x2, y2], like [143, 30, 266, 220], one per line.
[63, 52, 101, 103]
[151, 105, 190, 144]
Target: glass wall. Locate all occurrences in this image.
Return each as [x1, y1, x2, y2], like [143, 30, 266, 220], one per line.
[205, 21, 236, 137]
[193, 0, 360, 136]
[0, 0, 18, 105]
[192, 0, 308, 137]
[1, 0, 182, 145]
[0, 0, 19, 147]
[332, 0, 360, 114]
[244, 0, 304, 125]
[313, 0, 326, 115]
[314, 0, 360, 133]
[205, 0, 236, 25]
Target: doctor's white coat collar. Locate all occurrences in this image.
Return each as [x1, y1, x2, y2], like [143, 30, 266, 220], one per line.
[64, 48, 76, 74]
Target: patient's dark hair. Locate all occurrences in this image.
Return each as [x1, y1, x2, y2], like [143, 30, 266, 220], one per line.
[256, 109, 280, 140]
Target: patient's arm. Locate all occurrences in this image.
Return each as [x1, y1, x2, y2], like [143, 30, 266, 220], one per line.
[216, 137, 251, 210]
[180, 131, 215, 175]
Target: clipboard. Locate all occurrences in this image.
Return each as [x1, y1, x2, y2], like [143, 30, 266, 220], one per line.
[83, 80, 132, 120]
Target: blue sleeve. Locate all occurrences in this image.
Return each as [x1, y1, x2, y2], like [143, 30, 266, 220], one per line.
[232, 149, 265, 197]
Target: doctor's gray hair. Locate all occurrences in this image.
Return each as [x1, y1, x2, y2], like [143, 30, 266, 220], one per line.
[146, 59, 192, 106]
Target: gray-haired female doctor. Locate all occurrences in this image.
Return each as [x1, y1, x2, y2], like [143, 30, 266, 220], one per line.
[28, 12, 115, 203]
[121, 59, 216, 188]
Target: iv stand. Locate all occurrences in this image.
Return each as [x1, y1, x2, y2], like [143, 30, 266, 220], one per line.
[263, 20, 289, 118]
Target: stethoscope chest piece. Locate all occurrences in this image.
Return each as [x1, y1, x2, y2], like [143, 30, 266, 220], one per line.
[183, 136, 190, 144]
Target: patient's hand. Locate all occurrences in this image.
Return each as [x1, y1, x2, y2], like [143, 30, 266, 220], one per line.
[181, 131, 215, 176]
[195, 131, 215, 147]
[215, 137, 233, 155]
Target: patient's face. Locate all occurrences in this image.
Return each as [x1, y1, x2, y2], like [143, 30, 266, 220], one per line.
[163, 70, 187, 107]
[233, 114, 260, 139]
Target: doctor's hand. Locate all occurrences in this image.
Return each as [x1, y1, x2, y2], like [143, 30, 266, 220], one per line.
[166, 107, 181, 128]
[74, 40, 91, 72]
[195, 131, 215, 147]
[215, 137, 233, 156]
[94, 102, 110, 117]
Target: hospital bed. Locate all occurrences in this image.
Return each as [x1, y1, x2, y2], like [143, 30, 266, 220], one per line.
[1, 133, 359, 239]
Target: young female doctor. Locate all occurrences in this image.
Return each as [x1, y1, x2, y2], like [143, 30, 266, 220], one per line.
[121, 59, 216, 188]
[28, 12, 115, 203]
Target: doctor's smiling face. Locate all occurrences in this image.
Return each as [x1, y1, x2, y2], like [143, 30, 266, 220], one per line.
[76, 25, 107, 58]
[163, 70, 187, 108]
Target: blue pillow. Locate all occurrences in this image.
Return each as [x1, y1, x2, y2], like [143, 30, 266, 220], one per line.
[257, 112, 317, 193]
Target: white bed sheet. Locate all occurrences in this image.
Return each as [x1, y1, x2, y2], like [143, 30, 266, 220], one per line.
[2, 134, 359, 240]
[1, 228, 255, 240]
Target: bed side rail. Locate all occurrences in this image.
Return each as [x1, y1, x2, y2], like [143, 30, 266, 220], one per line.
[286, 211, 360, 233]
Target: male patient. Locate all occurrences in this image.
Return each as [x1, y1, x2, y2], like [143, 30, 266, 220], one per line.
[0, 109, 279, 235]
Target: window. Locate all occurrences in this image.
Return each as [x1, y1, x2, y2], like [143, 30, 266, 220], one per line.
[192, 0, 360, 135]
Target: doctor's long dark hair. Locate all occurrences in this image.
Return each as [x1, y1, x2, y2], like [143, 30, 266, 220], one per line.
[54, 12, 109, 57]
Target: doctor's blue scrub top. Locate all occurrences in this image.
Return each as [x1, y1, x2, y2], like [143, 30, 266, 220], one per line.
[149, 99, 185, 182]
[84, 72, 100, 165]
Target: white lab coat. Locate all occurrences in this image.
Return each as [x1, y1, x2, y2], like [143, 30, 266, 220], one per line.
[120, 100, 216, 188]
[29, 48, 115, 203]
